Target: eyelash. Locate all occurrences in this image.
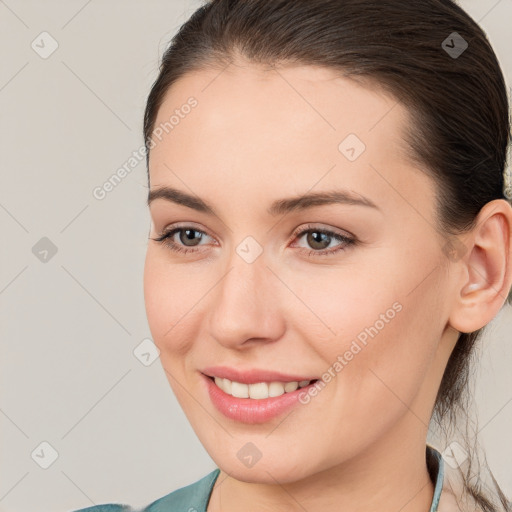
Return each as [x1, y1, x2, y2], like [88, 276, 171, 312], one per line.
[150, 223, 356, 258]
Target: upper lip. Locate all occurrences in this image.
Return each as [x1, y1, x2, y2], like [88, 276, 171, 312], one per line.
[201, 365, 318, 384]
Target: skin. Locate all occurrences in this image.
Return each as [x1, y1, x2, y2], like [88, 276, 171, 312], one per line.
[143, 55, 512, 512]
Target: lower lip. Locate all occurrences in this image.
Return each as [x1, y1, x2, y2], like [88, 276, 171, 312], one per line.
[202, 373, 318, 424]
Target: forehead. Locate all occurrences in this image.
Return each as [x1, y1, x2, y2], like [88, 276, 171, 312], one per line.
[148, 60, 432, 218]
[152, 60, 409, 142]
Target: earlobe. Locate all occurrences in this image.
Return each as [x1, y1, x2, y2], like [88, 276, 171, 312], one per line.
[448, 199, 512, 334]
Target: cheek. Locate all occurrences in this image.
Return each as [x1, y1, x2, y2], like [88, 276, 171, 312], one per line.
[331, 282, 440, 432]
[143, 248, 205, 357]
[143, 250, 208, 409]
[290, 258, 440, 421]
[278, 262, 402, 349]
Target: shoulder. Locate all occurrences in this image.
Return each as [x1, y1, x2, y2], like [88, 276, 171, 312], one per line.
[70, 468, 221, 512]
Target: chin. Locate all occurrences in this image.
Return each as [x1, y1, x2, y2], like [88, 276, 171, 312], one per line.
[210, 447, 318, 484]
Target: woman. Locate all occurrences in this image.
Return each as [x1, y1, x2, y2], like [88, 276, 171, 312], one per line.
[73, 0, 512, 510]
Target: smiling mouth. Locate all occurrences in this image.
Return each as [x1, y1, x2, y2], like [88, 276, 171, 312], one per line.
[207, 375, 320, 400]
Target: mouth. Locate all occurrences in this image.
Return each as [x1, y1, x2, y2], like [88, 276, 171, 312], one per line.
[205, 374, 320, 400]
[201, 373, 321, 424]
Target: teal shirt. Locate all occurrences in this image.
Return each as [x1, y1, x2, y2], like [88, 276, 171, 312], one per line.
[72, 445, 445, 512]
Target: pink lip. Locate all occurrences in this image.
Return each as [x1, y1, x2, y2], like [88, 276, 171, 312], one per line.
[201, 365, 317, 384]
[201, 373, 319, 424]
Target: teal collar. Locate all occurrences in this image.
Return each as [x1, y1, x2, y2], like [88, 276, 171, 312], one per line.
[428, 444, 445, 512]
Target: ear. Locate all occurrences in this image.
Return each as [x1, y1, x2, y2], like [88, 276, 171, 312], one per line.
[448, 199, 512, 334]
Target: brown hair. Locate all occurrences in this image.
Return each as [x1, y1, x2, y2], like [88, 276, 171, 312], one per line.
[143, 0, 512, 509]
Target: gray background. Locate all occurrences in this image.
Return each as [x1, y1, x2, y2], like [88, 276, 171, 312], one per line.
[0, 1, 511, 511]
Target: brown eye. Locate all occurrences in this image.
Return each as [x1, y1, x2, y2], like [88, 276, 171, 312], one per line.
[292, 224, 356, 257]
[151, 226, 213, 254]
[178, 228, 204, 247]
[305, 231, 332, 250]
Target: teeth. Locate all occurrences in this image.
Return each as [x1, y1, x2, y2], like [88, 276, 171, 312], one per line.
[213, 377, 313, 399]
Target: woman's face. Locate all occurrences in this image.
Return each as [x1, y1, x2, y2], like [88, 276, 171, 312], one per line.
[143, 59, 456, 483]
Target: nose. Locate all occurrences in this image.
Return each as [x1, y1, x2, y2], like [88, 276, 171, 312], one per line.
[207, 254, 285, 349]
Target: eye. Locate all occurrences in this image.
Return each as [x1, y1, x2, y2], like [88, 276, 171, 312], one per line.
[150, 225, 214, 255]
[150, 223, 356, 257]
[290, 223, 356, 257]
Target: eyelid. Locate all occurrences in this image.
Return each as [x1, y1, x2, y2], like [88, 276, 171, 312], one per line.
[158, 222, 215, 239]
[290, 223, 355, 241]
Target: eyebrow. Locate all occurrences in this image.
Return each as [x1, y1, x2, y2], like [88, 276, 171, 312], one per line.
[147, 186, 380, 216]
